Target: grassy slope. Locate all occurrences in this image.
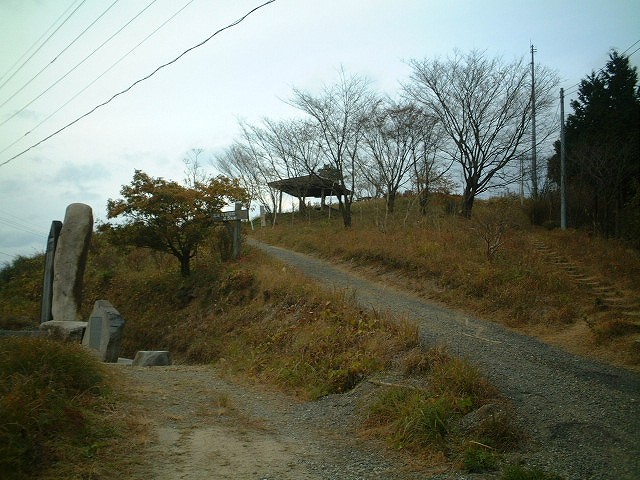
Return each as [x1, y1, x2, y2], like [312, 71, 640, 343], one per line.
[250, 194, 640, 369]
[1, 232, 522, 475]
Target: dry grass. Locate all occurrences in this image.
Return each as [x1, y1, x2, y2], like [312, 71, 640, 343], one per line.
[0, 226, 522, 475]
[362, 345, 519, 473]
[252, 195, 640, 369]
[0, 337, 148, 480]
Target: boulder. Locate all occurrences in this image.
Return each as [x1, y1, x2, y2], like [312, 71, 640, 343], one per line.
[52, 204, 93, 322]
[457, 402, 510, 434]
[39, 320, 87, 342]
[81, 300, 125, 362]
[132, 351, 172, 367]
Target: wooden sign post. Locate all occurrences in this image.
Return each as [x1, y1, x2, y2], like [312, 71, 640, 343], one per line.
[212, 203, 249, 259]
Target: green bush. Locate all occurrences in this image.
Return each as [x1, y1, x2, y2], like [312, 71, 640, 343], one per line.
[501, 465, 564, 480]
[0, 337, 109, 479]
[463, 447, 498, 472]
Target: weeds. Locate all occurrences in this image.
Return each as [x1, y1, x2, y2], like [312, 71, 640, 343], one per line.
[363, 345, 518, 470]
[500, 465, 565, 480]
[0, 337, 114, 479]
[252, 194, 640, 367]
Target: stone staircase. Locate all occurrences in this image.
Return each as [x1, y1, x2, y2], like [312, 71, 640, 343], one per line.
[531, 240, 640, 320]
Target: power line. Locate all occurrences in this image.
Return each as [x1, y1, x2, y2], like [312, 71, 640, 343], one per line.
[0, 0, 120, 111]
[0, 0, 87, 91]
[0, 0, 277, 167]
[0, 210, 46, 235]
[0, 0, 80, 84]
[0, 216, 46, 237]
[621, 39, 640, 56]
[626, 44, 640, 59]
[560, 38, 640, 96]
[0, 0, 158, 129]
[0, 0, 191, 157]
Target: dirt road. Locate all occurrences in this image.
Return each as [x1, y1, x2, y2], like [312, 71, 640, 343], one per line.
[120, 241, 640, 479]
[249, 240, 640, 480]
[121, 365, 430, 480]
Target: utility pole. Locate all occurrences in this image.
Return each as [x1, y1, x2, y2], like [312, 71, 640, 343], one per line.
[560, 88, 567, 230]
[530, 44, 538, 199]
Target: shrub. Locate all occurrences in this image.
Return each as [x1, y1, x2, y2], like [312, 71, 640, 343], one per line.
[501, 465, 564, 480]
[363, 346, 516, 462]
[0, 337, 109, 479]
[463, 447, 498, 472]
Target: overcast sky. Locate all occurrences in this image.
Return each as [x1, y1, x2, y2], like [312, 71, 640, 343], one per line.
[0, 0, 638, 264]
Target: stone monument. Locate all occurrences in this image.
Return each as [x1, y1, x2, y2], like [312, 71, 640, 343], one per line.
[40, 220, 62, 323]
[51, 203, 93, 322]
[81, 300, 125, 362]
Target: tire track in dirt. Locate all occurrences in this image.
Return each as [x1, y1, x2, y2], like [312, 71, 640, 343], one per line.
[250, 239, 640, 480]
[120, 365, 427, 480]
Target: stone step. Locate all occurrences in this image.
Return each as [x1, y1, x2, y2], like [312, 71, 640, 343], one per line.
[578, 280, 602, 287]
[593, 286, 616, 293]
[566, 272, 588, 280]
[601, 298, 639, 310]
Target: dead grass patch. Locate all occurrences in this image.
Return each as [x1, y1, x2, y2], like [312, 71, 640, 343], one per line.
[252, 195, 640, 368]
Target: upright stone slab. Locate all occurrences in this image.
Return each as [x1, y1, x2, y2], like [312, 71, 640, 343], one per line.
[52, 203, 93, 322]
[81, 300, 125, 363]
[40, 220, 62, 323]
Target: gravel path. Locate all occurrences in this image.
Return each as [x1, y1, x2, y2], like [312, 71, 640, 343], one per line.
[250, 239, 640, 480]
[121, 365, 434, 480]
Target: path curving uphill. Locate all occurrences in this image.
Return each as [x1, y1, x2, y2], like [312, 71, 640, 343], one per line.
[250, 239, 640, 480]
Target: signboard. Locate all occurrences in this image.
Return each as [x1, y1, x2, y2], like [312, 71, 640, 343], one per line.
[212, 203, 249, 222]
[211, 203, 248, 259]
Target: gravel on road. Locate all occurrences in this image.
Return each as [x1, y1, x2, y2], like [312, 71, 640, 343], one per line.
[249, 239, 640, 480]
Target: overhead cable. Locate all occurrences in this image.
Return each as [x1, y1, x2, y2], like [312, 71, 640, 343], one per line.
[561, 38, 640, 96]
[0, 0, 277, 167]
[0, 215, 46, 237]
[0, 0, 120, 110]
[0, 0, 158, 129]
[0, 0, 87, 91]
[0, 0, 191, 157]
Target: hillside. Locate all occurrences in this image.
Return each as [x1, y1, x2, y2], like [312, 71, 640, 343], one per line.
[1, 195, 639, 478]
[250, 194, 640, 370]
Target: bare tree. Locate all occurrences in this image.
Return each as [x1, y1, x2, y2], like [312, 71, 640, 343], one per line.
[216, 142, 277, 216]
[404, 50, 556, 217]
[183, 148, 206, 187]
[260, 118, 321, 211]
[361, 100, 420, 214]
[289, 69, 377, 227]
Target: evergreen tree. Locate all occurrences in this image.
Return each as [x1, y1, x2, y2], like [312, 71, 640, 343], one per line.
[548, 50, 640, 237]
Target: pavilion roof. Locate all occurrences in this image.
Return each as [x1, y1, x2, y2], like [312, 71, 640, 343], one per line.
[268, 174, 350, 198]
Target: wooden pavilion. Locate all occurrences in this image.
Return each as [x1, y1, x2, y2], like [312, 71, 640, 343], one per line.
[268, 174, 351, 210]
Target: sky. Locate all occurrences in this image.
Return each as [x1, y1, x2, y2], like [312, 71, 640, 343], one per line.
[0, 0, 638, 264]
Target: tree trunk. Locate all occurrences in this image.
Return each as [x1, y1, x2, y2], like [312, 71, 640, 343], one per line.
[338, 195, 352, 228]
[386, 191, 396, 214]
[461, 186, 475, 218]
[179, 255, 191, 277]
[419, 187, 429, 215]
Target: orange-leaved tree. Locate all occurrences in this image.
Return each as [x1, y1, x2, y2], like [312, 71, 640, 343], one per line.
[105, 170, 248, 276]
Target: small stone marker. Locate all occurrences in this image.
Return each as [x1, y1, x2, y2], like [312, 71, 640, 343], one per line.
[39, 320, 87, 342]
[81, 300, 125, 363]
[132, 350, 172, 367]
[52, 203, 93, 322]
